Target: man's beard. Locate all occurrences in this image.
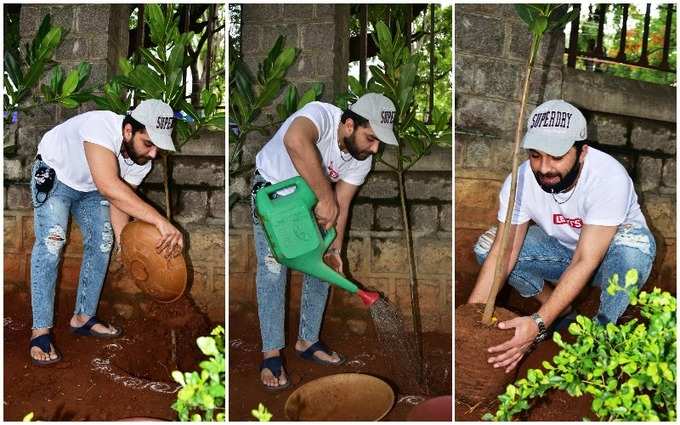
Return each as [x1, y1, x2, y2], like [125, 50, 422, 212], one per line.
[121, 137, 151, 165]
[343, 132, 370, 160]
[534, 157, 581, 193]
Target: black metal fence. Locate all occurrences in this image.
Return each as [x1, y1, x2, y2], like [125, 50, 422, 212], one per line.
[566, 4, 675, 77]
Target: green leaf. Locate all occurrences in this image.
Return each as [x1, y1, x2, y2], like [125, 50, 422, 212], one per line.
[60, 97, 79, 108]
[61, 69, 79, 97]
[4, 51, 23, 87]
[39, 27, 63, 57]
[145, 4, 166, 46]
[514, 5, 537, 27]
[139, 48, 166, 76]
[348, 76, 364, 96]
[167, 43, 186, 75]
[530, 15, 548, 37]
[547, 7, 580, 32]
[172, 370, 186, 386]
[398, 63, 417, 109]
[118, 57, 134, 76]
[271, 47, 298, 79]
[297, 87, 318, 109]
[197, 336, 218, 357]
[374, 21, 393, 57]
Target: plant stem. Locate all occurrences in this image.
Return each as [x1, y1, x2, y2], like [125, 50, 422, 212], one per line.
[482, 34, 541, 325]
[163, 153, 172, 219]
[397, 142, 424, 387]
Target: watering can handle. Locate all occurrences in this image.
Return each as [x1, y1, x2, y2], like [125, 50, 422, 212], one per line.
[257, 176, 316, 209]
[322, 227, 336, 251]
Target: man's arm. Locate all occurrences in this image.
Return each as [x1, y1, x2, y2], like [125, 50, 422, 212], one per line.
[488, 224, 617, 372]
[537, 224, 617, 327]
[283, 116, 338, 230]
[323, 180, 360, 273]
[83, 142, 183, 256]
[467, 220, 530, 304]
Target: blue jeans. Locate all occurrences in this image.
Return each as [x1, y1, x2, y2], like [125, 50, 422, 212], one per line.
[30, 158, 114, 329]
[474, 224, 656, 324]
[251, 172, 330, 352]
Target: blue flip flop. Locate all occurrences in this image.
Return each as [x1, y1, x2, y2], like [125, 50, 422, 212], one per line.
[29, 334, 62, 366]
[296, 341, 346, 366]
[70, 316, 122, 338]
[260, 356, 291, 391]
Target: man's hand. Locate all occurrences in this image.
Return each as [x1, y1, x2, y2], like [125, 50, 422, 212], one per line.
[323, 251, 343, 274]
[155, 218, 184, 259]
[487, 316, 540, 373]
[314, 195, 339, 230]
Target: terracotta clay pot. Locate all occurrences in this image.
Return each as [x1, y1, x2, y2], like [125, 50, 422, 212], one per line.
[284, 373, 394, 421]
[455, 303, 518, 405]
[120, 221, 187, 303]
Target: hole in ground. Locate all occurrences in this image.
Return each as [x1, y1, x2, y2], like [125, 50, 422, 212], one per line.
[110, 297, 216, 383]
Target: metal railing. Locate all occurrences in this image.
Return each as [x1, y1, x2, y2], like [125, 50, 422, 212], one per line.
[566, 3, 675, 75]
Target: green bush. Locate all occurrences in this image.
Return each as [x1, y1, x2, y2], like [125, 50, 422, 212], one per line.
[483, 269, 676, 421]
[4, 14, 93, 123]
[171, 326, 225, 421]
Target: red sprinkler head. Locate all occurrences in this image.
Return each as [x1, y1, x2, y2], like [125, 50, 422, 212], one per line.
[357, 289, 380, 307]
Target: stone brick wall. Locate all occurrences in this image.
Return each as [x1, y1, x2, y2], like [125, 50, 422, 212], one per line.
[455, 5, 676, 301]
[230, 4, 452, 333]
[4, 5, 225, 322]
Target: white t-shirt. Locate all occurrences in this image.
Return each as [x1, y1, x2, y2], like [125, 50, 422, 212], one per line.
[37, 110, 152, 192]
[255, 102, 372, 186]
[498, 147, 648, 251]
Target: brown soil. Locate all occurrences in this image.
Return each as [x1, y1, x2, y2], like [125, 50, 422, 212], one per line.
[228, 301, 452, 421]
[454, 273, 647, 421]
[3, 286, 219, 421]
[455, 303, 518, 405]
[455, 335, 595, 421]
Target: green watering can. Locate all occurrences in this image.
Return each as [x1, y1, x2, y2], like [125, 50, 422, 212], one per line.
[255, 176, 379, 307]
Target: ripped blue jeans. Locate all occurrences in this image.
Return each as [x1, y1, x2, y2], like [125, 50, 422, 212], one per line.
[30, 158, 114, 329]
[474, 224, 656, 324]
[251, 172, 330, 352]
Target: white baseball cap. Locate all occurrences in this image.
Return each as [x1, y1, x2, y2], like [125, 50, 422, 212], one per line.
[129, 99, 176, 151]
[349, 93, 399, 146]
[522, 99, 587, 157]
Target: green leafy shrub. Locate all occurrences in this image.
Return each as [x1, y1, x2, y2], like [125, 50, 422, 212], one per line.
[171, 326, 225, 421]
[483, 269, 676, 421]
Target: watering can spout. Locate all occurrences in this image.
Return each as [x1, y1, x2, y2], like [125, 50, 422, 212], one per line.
[357, 289, 380, 307]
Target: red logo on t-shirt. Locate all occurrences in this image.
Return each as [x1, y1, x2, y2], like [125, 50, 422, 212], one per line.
[327, 162, 339, 180]
[553, 213, 583, 228]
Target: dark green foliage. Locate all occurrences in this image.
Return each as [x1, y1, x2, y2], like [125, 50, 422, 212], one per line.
[91, 4, 224, 150]
[4, 14, 92, 124]
[228, 34, 324, 178]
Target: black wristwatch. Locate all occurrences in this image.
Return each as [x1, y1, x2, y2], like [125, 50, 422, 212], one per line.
[530, 313, 548, 344]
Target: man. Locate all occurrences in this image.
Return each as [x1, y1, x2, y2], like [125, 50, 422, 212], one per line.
[29, 99, 184, 365]
[251, 93, 398, 390]
[467, 99, 656, 373]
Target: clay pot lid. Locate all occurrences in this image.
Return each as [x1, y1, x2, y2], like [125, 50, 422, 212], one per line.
[120, 221, 187, 303]
[284, 373, 394, 421]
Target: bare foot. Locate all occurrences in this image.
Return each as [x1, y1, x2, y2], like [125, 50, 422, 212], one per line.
[69, 314, 119, 335]
[261, 350, 288, 388]
[30, 328, 59, 362]
[295, 340, 342, 364]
